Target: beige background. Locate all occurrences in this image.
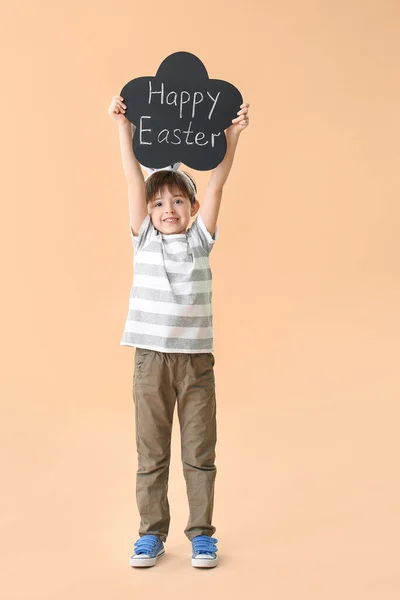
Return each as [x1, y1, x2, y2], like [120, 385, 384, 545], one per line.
[2, 0, 400, 598]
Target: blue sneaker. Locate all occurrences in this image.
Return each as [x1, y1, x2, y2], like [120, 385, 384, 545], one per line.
[129, 534, 165, 567]
[191, 535, 219, 568]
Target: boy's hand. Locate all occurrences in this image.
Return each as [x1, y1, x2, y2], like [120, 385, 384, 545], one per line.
[108, 95, 129, 126]
[226, 102, 250, 137]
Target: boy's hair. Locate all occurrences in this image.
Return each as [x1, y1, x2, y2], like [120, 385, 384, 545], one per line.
[145, 170, 197, 206]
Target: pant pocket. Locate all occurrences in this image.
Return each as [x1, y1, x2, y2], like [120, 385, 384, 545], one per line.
[135, 349, 152, 369]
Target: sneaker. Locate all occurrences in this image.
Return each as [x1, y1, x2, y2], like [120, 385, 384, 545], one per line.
[191, 535, 219, 568]
[129, 534, 165, 567]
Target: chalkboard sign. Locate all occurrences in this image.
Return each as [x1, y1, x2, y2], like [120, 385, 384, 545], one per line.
[120, 51, 243, 171]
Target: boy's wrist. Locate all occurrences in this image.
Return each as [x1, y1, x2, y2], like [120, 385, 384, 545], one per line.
[118, 120, 131, 128]
[225, 128, 241, 143]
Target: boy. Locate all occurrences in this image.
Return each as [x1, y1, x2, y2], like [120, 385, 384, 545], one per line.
[108, 94, 249, 568]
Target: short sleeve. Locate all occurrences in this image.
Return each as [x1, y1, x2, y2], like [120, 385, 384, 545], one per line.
[130, 214, 154, 253]
[188, 214, 219, 255]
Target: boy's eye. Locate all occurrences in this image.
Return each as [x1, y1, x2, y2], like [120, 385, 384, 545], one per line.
[154, 199, 183, 207]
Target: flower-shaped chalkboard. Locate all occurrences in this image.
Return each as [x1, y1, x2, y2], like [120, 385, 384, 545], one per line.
[120, 51, 243, 171]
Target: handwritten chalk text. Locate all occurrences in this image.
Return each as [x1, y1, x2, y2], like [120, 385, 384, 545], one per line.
[139, 116, 222, 147]
[148, 81, 220, 120]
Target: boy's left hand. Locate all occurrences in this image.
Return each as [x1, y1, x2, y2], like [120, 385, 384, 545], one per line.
[226, 102, 250, 137]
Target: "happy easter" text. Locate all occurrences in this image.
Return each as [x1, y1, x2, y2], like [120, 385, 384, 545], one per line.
[138, 81, 223, 147]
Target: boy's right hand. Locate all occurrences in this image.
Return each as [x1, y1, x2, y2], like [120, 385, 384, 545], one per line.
[108, 95, 128, 125]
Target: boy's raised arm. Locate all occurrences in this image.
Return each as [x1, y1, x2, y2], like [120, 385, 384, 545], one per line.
[108, 95, 147, 236]
[118, 121, 143, 183]
[200, 102, 250, 237]
[118, 121, 148, 236]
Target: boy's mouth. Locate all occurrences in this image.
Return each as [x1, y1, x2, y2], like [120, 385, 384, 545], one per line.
[163, 218, 179, 223]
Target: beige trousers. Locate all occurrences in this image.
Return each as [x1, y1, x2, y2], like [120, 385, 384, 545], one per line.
[132, 348, 217, 543]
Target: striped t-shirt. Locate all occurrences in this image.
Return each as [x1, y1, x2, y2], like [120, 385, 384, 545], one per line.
[120, 213, 219, 353]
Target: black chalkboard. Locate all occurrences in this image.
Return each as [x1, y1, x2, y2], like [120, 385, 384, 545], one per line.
[120, 51, 243, 171]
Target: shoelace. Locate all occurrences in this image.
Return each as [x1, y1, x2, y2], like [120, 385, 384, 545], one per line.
[134, 534, 160, 554]
[192, 535, 219, 555]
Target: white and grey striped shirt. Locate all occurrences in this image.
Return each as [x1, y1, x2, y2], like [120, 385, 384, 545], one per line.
[120, 213, 219, 353]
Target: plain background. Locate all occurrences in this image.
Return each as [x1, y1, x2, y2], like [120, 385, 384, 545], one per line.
[2, 1, 400, 598]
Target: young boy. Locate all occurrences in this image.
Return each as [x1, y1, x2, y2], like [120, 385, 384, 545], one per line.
[108, 94, 249, 568]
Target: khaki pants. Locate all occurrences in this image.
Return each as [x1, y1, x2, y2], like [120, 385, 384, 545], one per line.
[132, 348, 217, 543]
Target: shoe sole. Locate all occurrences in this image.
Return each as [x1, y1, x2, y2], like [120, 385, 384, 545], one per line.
[192, 556, 218, 568]
[130, 549, 165, 567]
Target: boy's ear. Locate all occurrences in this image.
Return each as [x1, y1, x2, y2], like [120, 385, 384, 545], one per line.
[191, 200, 200, 217]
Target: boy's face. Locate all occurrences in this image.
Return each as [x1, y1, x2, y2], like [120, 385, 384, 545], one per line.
[148, 184, 199, 234]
